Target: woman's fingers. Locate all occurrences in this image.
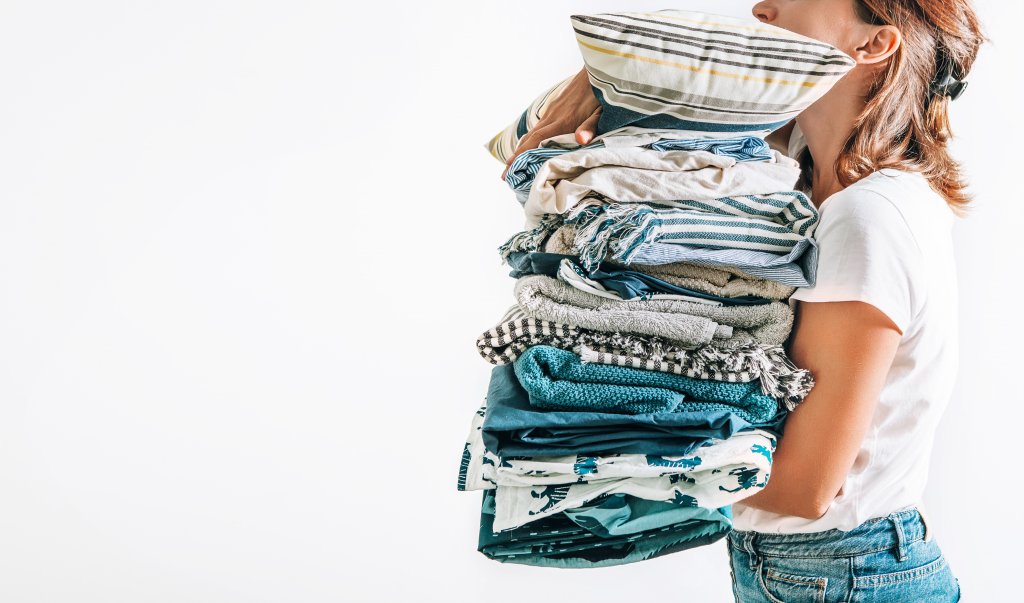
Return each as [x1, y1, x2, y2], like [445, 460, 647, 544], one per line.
[512, 122, 562, 159]
[501, 122, 563, 180]
[499, 66, 601, 181]
[500, 104, 602, 181]
[575, 106, 602, 145]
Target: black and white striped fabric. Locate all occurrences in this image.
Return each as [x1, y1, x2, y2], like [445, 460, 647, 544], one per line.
[475, 306, 813, 407]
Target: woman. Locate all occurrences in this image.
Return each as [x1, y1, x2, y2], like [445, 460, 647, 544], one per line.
[501, 1, 985, 600]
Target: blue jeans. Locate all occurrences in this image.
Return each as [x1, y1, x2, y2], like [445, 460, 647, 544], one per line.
[727, 508, 960, 602]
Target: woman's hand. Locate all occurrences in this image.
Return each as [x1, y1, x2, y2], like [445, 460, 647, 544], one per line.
[501, 67, 603, 180]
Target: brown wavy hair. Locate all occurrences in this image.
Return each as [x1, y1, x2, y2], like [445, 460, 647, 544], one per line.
[795, 0, 988, 216]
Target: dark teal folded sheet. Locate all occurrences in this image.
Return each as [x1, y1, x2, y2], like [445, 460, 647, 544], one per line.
[478, 490, 732, 568]
[483, 364, 786, 457]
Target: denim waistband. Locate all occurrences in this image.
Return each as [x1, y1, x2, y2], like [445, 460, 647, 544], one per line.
[728, 507, 926, 560]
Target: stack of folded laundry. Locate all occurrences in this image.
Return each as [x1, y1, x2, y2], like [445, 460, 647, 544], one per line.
[457, 8, 857, 568]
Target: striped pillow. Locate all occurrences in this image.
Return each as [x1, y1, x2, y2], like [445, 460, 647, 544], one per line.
[571, 9, 857, 134]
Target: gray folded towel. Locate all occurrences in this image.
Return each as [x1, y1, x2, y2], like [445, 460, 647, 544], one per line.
[514, 275, 794, 349]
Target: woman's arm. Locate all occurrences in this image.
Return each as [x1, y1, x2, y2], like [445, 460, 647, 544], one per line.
[738, 299, 902, 519]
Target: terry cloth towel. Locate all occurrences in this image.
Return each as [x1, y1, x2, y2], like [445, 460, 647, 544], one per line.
[523, 145, 801, 227]
[506, 251, 794, 302]
[505, 135, 774, 205]
[473, 366, 787, 457]
[577, 343, 811, 411]
[515, 275, 794, 348]
[476, 306, 814, 406]
[567, 193, 819, 270]
[476, 489, 731, 568]
[513, 345, 779, 420]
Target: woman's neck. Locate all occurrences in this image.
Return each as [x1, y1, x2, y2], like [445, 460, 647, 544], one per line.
[796, 72, 870, 206]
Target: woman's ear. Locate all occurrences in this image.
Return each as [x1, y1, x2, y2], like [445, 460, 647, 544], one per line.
[852, 25, 901, 65]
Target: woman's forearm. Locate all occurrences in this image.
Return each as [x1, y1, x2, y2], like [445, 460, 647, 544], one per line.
[736, 300, 901, 520]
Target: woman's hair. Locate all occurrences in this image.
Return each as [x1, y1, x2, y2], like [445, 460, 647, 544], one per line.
[795, 0, 987, 216]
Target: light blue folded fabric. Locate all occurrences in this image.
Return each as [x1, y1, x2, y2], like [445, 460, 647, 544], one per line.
[627, 237, 820, 288]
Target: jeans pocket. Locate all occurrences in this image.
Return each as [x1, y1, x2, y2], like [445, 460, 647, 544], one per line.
[757, 559, 828, 603]
[852, 542, 959, 602]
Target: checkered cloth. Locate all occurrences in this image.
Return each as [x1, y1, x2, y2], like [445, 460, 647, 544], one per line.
[476, 306, 813, 409]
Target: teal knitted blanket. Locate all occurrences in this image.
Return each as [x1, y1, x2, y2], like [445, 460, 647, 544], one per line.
[513, 345, 779, 421]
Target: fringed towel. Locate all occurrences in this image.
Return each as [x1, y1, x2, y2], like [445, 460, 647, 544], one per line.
[475, 306, 813, 408]
[577, 344, 811, 411]
[567, 192, 818, 270]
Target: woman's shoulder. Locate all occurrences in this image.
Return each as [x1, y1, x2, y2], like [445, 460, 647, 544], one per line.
[822, 168, 923, 209]
[817, 168, 953, 252]
[794, 170, 934, 333]
[816, 172, 917, 241]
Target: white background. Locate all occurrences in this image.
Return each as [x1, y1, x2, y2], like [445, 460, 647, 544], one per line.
[1, 1, 1021, 601]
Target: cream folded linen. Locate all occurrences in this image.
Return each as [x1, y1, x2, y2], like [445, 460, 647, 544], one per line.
[523, 145, 801, 227]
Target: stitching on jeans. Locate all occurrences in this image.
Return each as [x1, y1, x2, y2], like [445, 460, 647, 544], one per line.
[761, 567, 826, 603]
[759, 541, 919, 559]
[733, 511, 924, 549]
[852, 555, 948, 587]
[765, 568, 826, 587]
[861, 508, 919, 525]
[755, 559, 788, 603]
[843, 556, 855, 603]
[756, 528, 926, 560]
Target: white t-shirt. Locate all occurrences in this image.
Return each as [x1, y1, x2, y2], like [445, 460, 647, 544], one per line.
[732, 130, 960, 533]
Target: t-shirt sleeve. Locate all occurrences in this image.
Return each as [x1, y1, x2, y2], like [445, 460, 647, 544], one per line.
[789, 190, 924, 334]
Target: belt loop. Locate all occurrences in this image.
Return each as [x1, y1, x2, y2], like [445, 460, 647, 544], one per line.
[890, 514, 908, 562]
[742, 532, 760, 570]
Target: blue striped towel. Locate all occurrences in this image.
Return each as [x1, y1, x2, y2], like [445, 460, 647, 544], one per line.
[568, 191, 819, 270]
